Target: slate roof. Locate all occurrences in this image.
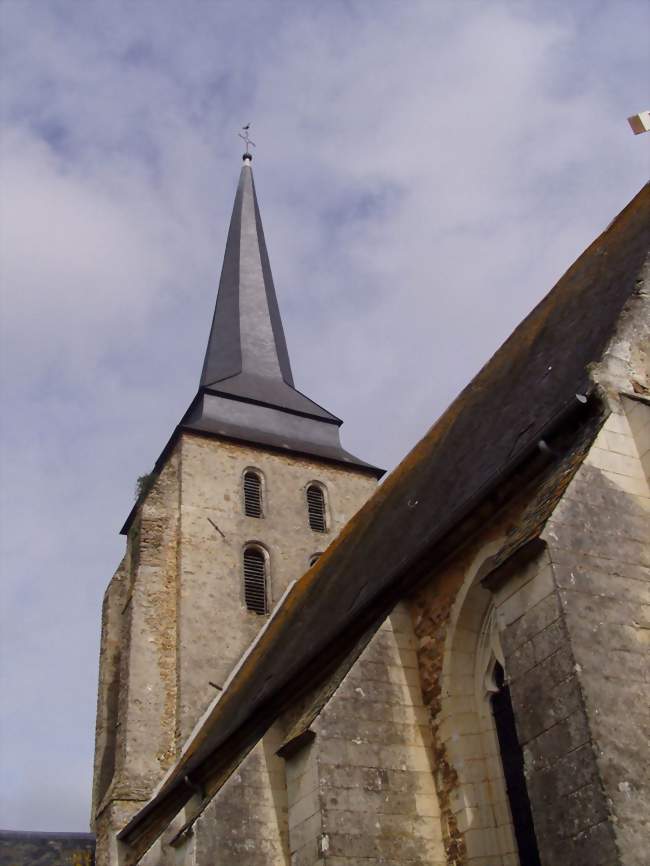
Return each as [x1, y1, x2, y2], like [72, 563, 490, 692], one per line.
[119, 183, 650, 860]
[199, 159, 331, 414]
[185, 158, 381, 469]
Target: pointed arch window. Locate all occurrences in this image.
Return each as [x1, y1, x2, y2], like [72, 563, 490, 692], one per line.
[306, 484, 327, 533]
[441, 582, 524, 863]
[243, 546, 268, 615]
[491, 662, 541, 866]
[243, 470, 263, 518]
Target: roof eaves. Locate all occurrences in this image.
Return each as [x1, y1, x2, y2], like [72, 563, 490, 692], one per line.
[119, 397, 384, 535]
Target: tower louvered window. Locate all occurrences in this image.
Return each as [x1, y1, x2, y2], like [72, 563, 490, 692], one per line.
[306, 484, 327, 533]
[243, 547, 268, 614]
[243, 471, 263, 518]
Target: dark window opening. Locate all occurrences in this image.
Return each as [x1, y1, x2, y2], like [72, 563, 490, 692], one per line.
[243, 547, 268, 614]
[307, 485, 327, 533]
[309, 553, 322, 567]
[491, 662, 541, 866]
[243, 471, 263, 518]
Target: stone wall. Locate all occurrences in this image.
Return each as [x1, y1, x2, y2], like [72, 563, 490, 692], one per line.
[285, 603, 446, 865]
[625, 395, 650, 480]
[174, 433, 377, 745]
[540, 402, 650, 866]
[93, 449, 181, 866]
[92, 431, 376, 865]
[496, 539, 616, 866]
[192, 731, 290, 865]
[540, 261, 650, 866]
[91, 557, 127, 817]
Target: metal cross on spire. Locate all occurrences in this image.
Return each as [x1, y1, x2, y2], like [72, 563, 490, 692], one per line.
[239, 124, 256, 159]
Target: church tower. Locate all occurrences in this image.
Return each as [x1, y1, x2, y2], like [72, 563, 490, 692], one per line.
[91, 154, 382, 865]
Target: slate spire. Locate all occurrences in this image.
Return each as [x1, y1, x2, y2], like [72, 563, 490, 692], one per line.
[193, 155, 340, 421]
[200, 155, 295, 392]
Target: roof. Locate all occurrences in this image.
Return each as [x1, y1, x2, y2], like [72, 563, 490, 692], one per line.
[186, 157, 382, 469]
[200, 159, 330, 416]
[119, 183, 650, 861]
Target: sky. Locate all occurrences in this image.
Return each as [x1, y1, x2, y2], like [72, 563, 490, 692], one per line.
[0, 0, 648, 833]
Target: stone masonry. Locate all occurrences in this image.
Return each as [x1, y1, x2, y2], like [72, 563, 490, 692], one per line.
[537, 401, 649, 865]
[92, 431, 377, 865]
[285, 603, 446, 865]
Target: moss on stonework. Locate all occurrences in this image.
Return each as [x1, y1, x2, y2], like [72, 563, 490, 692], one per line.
[135, 472, 156, 501]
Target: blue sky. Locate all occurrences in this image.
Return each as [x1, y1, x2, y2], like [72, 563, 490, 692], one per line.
[0, 0, 648, 832]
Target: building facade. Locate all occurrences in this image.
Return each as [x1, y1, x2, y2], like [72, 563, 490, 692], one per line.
[92, 165, 649, 866]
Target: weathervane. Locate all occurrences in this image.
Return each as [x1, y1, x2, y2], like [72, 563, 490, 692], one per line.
[239, 124, 256, 160]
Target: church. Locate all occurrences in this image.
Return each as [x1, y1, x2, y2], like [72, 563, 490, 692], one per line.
[6, 154, 647, 866]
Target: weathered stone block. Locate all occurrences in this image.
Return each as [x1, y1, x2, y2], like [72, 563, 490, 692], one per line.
[523, 708, 591, 772]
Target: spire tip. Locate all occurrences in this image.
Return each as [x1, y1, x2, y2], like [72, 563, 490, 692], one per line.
[239, 125, 255, 163]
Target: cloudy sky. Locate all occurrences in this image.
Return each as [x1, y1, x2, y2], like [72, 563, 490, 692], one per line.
[0, 0, 648, 833]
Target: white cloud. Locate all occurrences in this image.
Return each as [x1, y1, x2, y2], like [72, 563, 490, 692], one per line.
[0, 0, 647, 831]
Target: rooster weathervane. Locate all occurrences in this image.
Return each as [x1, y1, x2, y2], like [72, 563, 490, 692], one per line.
[239, 124, 256, 158]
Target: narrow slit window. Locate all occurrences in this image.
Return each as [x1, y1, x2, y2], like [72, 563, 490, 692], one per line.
[243, 471, 263, 518]
[306, 484, 327, 533]
[243, 547, 268, 615]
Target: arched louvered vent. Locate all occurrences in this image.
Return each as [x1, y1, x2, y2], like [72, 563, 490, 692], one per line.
[243, 471, 263, 518]
[306, 484, 327, 533]
[243, 547, 268, 615]
[309, 553, 322, 567]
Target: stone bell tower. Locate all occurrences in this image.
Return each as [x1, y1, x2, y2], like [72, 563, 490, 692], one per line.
[91, 154, 383, 865]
